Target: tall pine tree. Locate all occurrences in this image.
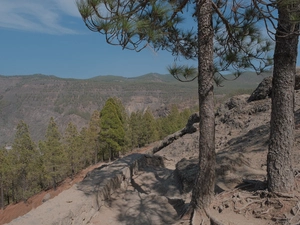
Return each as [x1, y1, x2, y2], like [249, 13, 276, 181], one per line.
[87, 110, 101, 164]
[39, 117, 65, 190]
[10, 121, 39, 201]
[77, 0, 272, 220]
[64, 122, 82, 179]
[99, 98, 126, 161]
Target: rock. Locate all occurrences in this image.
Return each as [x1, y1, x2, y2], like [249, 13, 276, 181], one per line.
[225, 95, 248, 110]
[215, 95, 248, 129]
[182, 113, 199, 134]
[248, 68, 300, 101]
[248, 76, 272, 102]
[175, 158, 198, 193]
[216, 95, 248, 117]
[42, 193, 51, 203]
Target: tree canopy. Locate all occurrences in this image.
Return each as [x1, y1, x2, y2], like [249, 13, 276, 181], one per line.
[76, 0, 274, 219]
[77, 0, 272, 78]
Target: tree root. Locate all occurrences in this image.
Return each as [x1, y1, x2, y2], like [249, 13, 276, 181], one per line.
[180, 204, 225, 225]
[234, 199, 265, 213]
[205, 209, 225, 225]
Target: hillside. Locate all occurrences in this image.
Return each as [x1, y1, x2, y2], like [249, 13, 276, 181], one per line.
[4, 87, 300, 225]
[0, 72, 271, 146]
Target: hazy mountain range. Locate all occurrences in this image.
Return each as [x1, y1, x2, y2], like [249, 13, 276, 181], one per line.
[0, 71, 271, 146]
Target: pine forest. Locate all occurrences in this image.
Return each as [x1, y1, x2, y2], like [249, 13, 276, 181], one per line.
[0, 97, 191, 208]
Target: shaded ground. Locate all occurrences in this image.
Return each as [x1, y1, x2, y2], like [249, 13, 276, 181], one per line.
[0, 163, 106, 225]
[3, 91, 300, 224]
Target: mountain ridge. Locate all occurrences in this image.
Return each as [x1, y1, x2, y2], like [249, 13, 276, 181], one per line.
[0, 72, 270, 146]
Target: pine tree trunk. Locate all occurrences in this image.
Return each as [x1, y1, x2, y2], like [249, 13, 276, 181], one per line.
[267, 5, 299, 194]
[94, 144, 98, 164]
[52, 166, 57, 190]
[12, 181, 15, 203]
[0, 175, 4, 209]
[109, 148, 111, 162]
[190, 0, 215, 210]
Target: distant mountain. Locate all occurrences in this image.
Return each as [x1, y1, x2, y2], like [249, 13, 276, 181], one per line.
[0, 72, 270, 146]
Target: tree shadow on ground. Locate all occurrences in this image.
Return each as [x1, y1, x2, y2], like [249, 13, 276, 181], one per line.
[77, 153, 186, 224]
[77, 153, 145, 196]
[215, 124, 270, 190]
[113, 165, 185, 224]
[223, 124, 269, 154]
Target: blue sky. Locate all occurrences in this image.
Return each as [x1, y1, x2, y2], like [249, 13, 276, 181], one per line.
[0, 1, 299, 79]
[0, 0, 196, 79]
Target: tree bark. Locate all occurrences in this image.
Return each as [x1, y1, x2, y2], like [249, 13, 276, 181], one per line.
[267, 4, 299, 193]
[190, 0, 215, 210]
[0, 175, 4, 209]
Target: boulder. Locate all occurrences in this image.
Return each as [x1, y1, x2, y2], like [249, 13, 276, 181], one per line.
[183, 113, 199, 134]
[248, 68, 300, 102]
[248, 76, 272, 102]
[175, 158, 198, 193]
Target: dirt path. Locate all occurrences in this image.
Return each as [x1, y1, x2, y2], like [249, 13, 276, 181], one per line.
[0, 144, 155, 225]
[0, 162, 108, 225]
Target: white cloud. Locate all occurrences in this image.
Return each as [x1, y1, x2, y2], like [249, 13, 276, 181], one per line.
[53, 0, 81, 18]
[0, 0, 81, 34]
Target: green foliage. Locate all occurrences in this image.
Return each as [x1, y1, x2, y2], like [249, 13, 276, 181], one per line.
[127, 110, 156, 149]
[9, 121, 40, 202]
[87, 110, 101, 163]
[39, 117, 66, 190]
[1, 96, 195, 206]
[64, 122, 83, 178]
[77, 0, 273, 81]
[128, 111, 141, 149]
[142, 109, 159, 144]
[76, 0, 185, 53]
[0, 147, 10, 208]
[157, 105, 190, 139]
[99, 98, 126, 161]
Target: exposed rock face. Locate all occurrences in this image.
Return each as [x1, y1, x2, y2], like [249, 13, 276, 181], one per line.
[247, 76, 272, 102]
[248, 68, 300, 102]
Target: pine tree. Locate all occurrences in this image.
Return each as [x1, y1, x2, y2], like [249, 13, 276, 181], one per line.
[10, 121, 39, 201]
[142, 109, 159, 144]
[260, 0, 300, 194]
[78, 127, 94, 166]
[128, 111, 140, 149]
[39, 117, 65, 190]
[99, 98, 126, 161]
[64, 122, 81, 179]
[0, 148, 8, 209]
[77, 0, 272, 218]
[87, 110, 101, 164]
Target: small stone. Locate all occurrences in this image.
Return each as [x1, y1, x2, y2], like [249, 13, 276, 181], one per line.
[291, 206, 298, 216]
[42, 193, 51, 203]
[218, 205, 224, 213]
